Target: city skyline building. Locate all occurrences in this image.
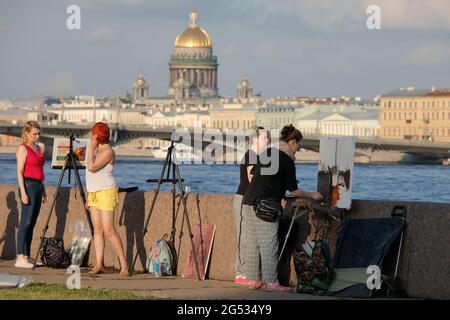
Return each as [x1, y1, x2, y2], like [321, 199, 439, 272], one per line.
[236, 75, 254, 101]
[167, 10, 219, 100]
[133, 74, 150, 103]
[380, 87, 450, 142]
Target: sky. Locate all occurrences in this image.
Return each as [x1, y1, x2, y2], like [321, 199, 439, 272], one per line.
[0, 0, 449, 100]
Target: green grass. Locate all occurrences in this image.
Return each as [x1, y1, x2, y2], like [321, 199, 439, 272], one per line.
[0, 283, 153, 300]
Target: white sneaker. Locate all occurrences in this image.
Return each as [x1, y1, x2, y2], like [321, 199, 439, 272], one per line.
[14, 260, 34, 269]
[27, 258, 43, 266]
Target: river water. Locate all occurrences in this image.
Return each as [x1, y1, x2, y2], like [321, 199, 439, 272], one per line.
[1, 155, 448, 203]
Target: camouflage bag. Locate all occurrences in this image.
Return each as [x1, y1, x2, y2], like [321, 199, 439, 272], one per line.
[294, 240, 335, 294]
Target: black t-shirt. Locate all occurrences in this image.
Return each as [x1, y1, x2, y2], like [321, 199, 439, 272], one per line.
[242, 148, 298, 206]
[236, 149, 258, 195]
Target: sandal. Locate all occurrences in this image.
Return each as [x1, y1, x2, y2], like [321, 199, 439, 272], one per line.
[88, 266, 105, 275]
[120, 268, 129, 276]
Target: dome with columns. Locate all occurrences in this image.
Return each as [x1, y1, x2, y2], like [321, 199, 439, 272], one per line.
[168, 10, 219, 99]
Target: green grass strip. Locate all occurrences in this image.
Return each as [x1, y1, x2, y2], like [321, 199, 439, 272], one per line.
[0, 283, 154, 300]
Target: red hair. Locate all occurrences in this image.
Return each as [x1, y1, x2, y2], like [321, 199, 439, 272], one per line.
[92, 122, 110, 144]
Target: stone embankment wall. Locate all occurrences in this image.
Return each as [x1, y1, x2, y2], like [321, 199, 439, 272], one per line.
[0, 185, 448, 299]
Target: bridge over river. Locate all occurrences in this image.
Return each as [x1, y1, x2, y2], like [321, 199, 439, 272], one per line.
[1, 123, 449, 162]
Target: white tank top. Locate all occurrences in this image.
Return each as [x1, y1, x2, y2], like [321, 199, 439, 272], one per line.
[86, 155, 117, 192]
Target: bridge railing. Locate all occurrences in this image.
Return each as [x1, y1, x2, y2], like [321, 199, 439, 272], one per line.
[1, 123, 449, 153]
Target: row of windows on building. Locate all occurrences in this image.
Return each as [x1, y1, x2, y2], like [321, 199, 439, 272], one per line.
[59, 111, 212, 125]
[383, 112, 450, 121]
[63, 113, 112, 121]
[267, 118, 294, 124]
[149, 119, 254, 129]
[301, 127, 377, 136]
[260, 108, 295, 113]
[63, 113, 145, 123]
[383, 127, 450, 136]
[383, 100, 450, 108]
[211, 120, 255, 129]
[148, 120, 176, 126]
[121, 116, 143, 123]
[175, 51, 210, 58]
[147, 120, 211, 127]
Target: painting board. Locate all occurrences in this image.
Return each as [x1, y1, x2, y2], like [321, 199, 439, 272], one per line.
[182, 224, 216, 280]
[51, 138, 89, 169]
[317, 136, 355, 209]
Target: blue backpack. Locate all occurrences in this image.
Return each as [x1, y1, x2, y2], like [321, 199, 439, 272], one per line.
[146, 236, 177, 276]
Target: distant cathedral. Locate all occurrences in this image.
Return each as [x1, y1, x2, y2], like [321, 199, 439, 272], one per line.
[167, 10, 219, 99]
[237, 75, 253, 100]
[133, 74, 149, 103]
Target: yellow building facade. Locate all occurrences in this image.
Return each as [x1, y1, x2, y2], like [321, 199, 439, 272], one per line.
[380, 88, 450, 142]
[209, 104, 258, 130]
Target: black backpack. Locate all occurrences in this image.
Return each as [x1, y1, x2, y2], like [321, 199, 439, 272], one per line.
[40, 237, 72, 269]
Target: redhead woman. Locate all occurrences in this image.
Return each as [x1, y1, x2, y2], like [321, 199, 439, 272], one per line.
[86, 122, 128, 276]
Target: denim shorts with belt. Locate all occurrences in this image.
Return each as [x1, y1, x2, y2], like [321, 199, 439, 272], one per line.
[17, 178, 43, 256]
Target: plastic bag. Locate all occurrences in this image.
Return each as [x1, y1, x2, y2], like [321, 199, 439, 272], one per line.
[67, 220, 92, 266]
[0, 273, 33, 288]
[17, 275, 33, 288]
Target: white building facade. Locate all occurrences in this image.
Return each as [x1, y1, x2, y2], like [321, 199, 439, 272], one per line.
[297, 111, 380, 137]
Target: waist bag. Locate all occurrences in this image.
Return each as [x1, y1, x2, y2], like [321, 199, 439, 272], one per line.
[255, 199, 282, 222]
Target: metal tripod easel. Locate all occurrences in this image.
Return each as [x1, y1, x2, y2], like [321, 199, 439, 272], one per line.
[32, 135, 93, 270]
[129, 140, 201, 280]
[278, 206, 309, 263]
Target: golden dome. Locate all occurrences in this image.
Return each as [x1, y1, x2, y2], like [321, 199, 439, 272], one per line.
[175, 10, 212, 48]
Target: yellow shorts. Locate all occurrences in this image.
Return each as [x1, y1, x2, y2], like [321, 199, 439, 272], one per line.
[88, 187, 118, 212]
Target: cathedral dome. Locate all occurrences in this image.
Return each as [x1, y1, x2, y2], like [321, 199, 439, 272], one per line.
[238, 76, 251, 89]
[135, 74, 146, 87]
[174, 10, 212, 48]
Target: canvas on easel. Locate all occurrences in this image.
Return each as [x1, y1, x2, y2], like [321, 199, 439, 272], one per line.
[51, 138, 89, 169]
[317, 136, 355, 209]
[182, 224, 216, 280]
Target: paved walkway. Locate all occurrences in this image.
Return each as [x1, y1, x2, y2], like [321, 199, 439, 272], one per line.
[0, 259, 337, 300]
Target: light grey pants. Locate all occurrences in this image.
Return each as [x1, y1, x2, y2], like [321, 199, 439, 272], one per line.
[242, 204, 279, 283]
[233, 194, 245, 276]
